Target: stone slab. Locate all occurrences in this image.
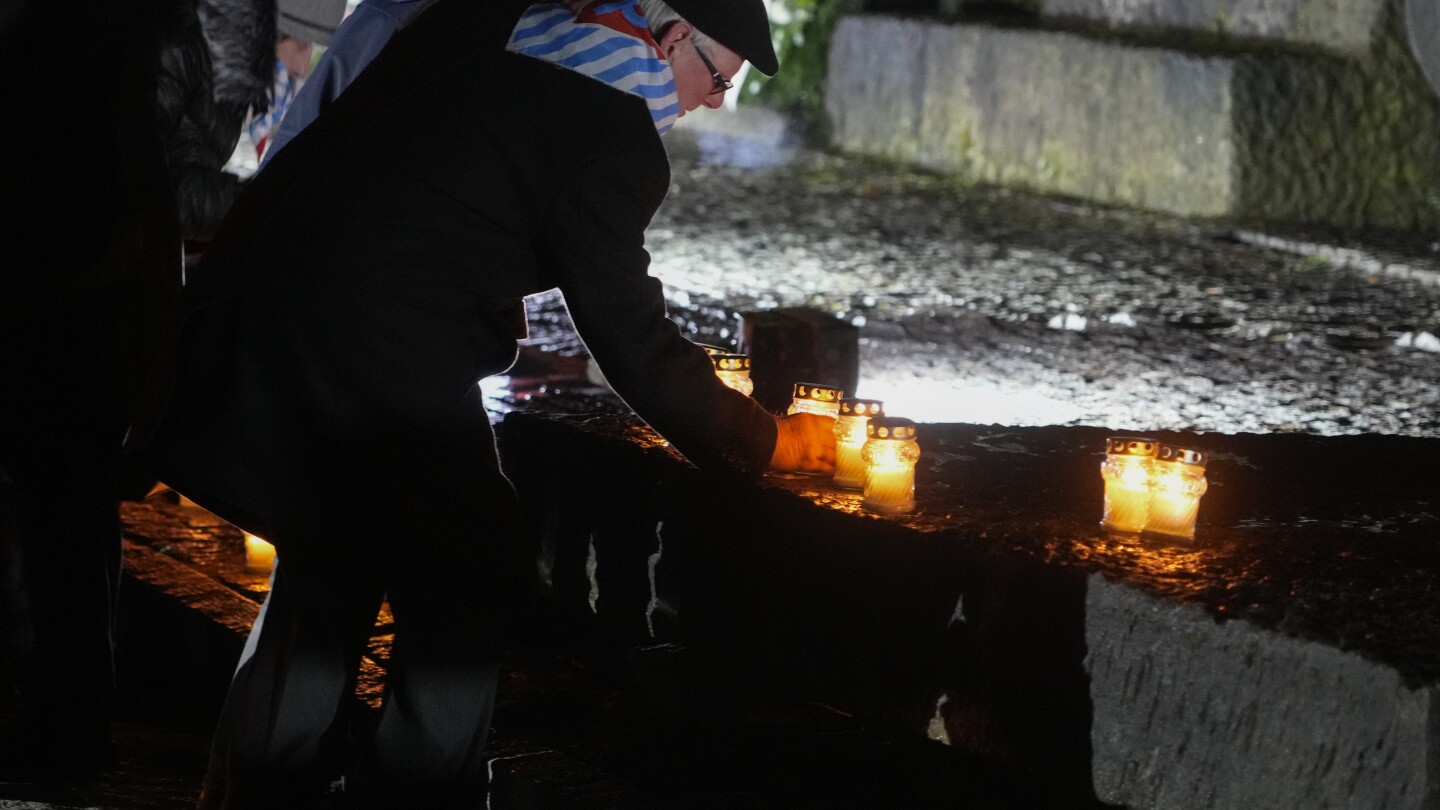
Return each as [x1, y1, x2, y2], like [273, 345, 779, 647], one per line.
[1088, 574, 1438, 809]
[497, 410, 1440, 809]
[827, 16, 1237, 217]
[826, 11, 1440, 230]
[1041, 0, 1386, 55]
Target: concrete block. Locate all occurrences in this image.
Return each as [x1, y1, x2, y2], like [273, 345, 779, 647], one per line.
[1041, 0, 1387, 56]
[826, 11, 1440, 229]
[738, 307, 860, 412]
[828, 16, 1237, 216]
[1087, 574, 1439, 810]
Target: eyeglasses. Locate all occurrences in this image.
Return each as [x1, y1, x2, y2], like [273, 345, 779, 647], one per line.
[691, 41, 734, 96]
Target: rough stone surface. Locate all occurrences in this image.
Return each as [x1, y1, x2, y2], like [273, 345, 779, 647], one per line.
[825, 5, 1440, 230]
[121, 539, 258, 639]
[497, 411, 1440, 807]
[828, 16, 1238, 216]
[1041, 0, 1386, 55]
[488, 750, 650, 809]
[1087, 574, 1438, 810]
[1233, 0, 1440, 231]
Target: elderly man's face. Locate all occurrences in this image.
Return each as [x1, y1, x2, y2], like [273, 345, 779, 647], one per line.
[656, 22, 743, 116]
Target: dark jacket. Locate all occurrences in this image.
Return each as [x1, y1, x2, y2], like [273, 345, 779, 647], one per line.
[0, 0, 180, 439]
[156, 1, 249, 242]
[145, 0, 778, 544]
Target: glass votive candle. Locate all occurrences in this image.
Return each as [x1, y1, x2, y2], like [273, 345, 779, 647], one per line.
[711, 353, 754, 397]
[787, 382, 843, 418]
[244, 532, 277, 573]
[833, 398, 884, 489]
[861, 416, 920, 514]
[1144, 444, 1208, 539]
[1100, 437, 1157, 534]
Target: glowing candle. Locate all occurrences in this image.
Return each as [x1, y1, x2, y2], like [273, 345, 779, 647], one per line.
[861, 417, 920, 514]
[833, 398, 884, 489]
[1100, 437, 1157, 534]
[711, 353, 754, 397]
[1145, 444, 1208, 539]
[244, 532, 277, 573]
[787, 382, 843, 418]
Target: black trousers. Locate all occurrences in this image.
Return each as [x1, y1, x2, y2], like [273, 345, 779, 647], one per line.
[194, 390, 525, 808]
[0, 297, 126, 737]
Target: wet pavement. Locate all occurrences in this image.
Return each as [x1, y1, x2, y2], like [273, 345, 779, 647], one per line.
[519, 145, 1440, 435]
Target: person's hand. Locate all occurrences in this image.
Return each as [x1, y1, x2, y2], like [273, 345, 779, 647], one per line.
[769, 412, 837, 474]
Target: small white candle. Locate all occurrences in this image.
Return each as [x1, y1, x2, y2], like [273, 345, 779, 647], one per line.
[861, 417, 920, 514]
[1144, 445, 1208, 539]
[712, 354, 754, 396]
[1100, 437, 1157, 534]
[244, 533, 277, 573]
[787, 382, 843, 418]
[863, 463, 916, 513]
[833, 398, 883, 490]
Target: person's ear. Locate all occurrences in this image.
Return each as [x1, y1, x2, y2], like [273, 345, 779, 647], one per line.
[656, 20, 692, 57]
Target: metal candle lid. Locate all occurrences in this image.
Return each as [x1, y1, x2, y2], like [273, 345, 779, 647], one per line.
[839, 398, 884, 417]
[866, 416, 917, 440]
[711, 353, 750, 371]
[1157, 444, 1207, 467]
[696, 344, 730, 356]
[1106, 436, 1158, 457]
[792, 382, 843, 403]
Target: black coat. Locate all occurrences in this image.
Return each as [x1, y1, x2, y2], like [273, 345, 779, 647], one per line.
[145, 0, 778, 545]
[156, 4, 248, 242]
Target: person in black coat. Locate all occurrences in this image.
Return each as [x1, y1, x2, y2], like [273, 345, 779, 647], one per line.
[0, 0, 178, 777]
[0, 0, 271, 780]
[143, 0, 834, 805]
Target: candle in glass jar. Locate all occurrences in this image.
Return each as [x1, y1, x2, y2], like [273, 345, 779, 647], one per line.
[244, 532, 277, 573]
[1100, 437, 1157, 533]
[711, 353, 754, 397]
[787, 382, 843, 418]
[861, 417, 920, 514]
[833, 398, 884, 489]
[1145, 445, 1208, 539]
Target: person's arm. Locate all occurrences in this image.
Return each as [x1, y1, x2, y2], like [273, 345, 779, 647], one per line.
[156, 25, 243, 242]
[546, 146, 792, 476]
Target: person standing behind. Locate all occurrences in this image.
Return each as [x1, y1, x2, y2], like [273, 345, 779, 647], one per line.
[246, 0, 349, 161]
[0, 0, 178, 777]
[260, 0, 435, 167]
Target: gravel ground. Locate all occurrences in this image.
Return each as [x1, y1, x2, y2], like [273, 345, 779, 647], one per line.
[522, 146, 1440, 436]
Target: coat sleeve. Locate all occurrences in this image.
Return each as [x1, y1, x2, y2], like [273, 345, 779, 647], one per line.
[544, 146, 778, 477]
[155, 26, 244, 242]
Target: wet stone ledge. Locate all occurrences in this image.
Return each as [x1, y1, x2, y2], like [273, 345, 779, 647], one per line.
[496, 409, 1440, 810]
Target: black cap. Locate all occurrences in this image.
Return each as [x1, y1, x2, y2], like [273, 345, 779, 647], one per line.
[667, 0, 779, 76]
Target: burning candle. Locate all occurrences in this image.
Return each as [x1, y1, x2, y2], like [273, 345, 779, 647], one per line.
[787, 382, 843, 418]
[1100, 437, 1157, 534]
[1145, 444, 1208, 539]
[711, 353, 754, 397]
[833, 398, 884, 489]
[861, 417, 920, 514]
[244, 532, 277, 573]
